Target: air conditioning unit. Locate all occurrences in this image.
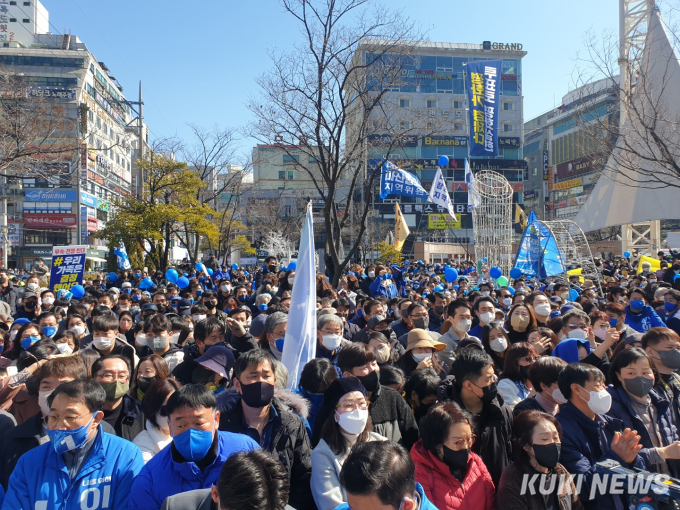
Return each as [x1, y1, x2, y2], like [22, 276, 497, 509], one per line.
[428, 109, 436, 116]
[441, 110, 449, 116]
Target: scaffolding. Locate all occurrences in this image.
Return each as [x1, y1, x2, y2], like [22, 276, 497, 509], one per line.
[472, 171, 514, 276]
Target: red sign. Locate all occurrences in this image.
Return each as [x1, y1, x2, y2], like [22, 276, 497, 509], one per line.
[87, 217, 98, 232]
[24, 214, 77, 229]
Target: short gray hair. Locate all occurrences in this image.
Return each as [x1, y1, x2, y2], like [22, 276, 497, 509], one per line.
[264, 312, 288, 335]
[271, 359, 289, 389]
[318, 313, 343, 330]
[256, 293, 271, 304]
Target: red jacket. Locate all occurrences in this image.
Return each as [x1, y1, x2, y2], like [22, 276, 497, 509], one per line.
[411, 439, 496, 510]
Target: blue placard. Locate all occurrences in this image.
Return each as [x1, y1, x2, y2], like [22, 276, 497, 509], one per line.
[379, 160, 430, 200]
[466, 60, 502, 157]
[49, 245, 87, 292]
[25, 188, 78, 202]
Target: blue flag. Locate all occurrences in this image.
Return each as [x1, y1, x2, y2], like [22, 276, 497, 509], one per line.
[379, 160, 430, 200]
[513, 211, 565, 279]
[466, 60, 502, 157]
[114, 240, 132, 270]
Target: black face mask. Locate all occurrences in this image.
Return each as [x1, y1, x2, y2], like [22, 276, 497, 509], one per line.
[239, 381, 275, 408]
[442, 445, 469, 471]
[623, 376, 654, 398]
[413, 317, 429, 330]
[414, 401, 434, 421]
[519, 365, 531, 380]
[204, 301, 216, 310]
[472, 381, 498, 404]
[0, 277, 6, 284]
[268, 265, 277, 272]
[358, 370, 379, 393]
[434, 305, 446, 315]
[531, 443, 561, 469]
[24, 301, 36, 310]
[137, 376, 157, 394]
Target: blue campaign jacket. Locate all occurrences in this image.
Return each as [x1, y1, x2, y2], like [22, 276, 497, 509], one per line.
[128, 430, 259, 510]
[369, 274, 399, 299]
[556, 401, 645, 510]
[3, 427, 144, 510]
[333, 482, 438, 510]
[624, 304, 665, 333]
[606, 385, 679, 477]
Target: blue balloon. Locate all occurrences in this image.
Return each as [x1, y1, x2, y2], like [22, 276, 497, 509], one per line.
[195, 263, 206, 273]
[165, 269, 178, 283]
[444, 266, 459, 283]
[139, 277, 153, 289]
[244, 271, 249, 276]
[623, 251, 631, 258]
[379, 193, 387, 200]
[232, 263, 239, 270]
[438, 155, 449, 167]
[176, 276, 190, 289]
[207, 268, 213, 276]
[70, 284, 85, 299]
[508, 286, 515, 295]
[510, 267, 523, 279]
[482, 257, 488, 263]
[489, 266, 503, 279]
[453, 285, 459, 291]
[569, 289, 579, 302]
[107, 272, 117, 282]
[404, 260, 409, 265]
[287, 260, 297, 271]
[435, 285, 444, 291]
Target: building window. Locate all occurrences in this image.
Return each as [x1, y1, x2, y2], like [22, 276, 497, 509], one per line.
[426, 99, 437, 109]
[278, 171, 285, 180]
[308, 156, 317, 163]
[24, 229, 73, 246]
[9, 1, 16, 4]
[400, 120, 411, 130]
[503, 123, 514, 133]
[282, 154, 299, 164]
[9, 18, 16, 22]
[23, 19, 30, 23]
[503, 101, 514, 111]
[23, 1, 30, 4]
[533, 167, 538, 176]
[399, 98, 411, 108]
[288, 171, 294, 180]
[453, 100, 464, 109]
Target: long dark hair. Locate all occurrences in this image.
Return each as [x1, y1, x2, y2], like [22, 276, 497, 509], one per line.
[481, 323, 508, 372]
[500, 342, 538, 384]
[320, 403, 373, 455]
[512, 410, 562, 469]
[505, 304, 537, 335]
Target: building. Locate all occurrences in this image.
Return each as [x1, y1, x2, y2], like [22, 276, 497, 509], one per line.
[524, 77, 617, 221]
[0, 1, 141, 270]
[351, 40, 528, 261]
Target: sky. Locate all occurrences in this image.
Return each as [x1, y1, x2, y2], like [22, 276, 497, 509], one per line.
[46, 0, 622, 159]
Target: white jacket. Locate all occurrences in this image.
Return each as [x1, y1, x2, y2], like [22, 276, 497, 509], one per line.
[132, 419, 172, 463]
[311, 432, 386, 510]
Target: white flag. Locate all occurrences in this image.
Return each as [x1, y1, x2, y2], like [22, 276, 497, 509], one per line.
[465, 159, 481, 210]
[428, 167, 456, 221]
[281, 202, 317, 390]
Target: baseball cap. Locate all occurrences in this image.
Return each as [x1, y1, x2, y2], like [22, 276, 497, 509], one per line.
[177, 298, 192, 316]
[367, 315, 391, 329]
[121, 282, 132, 289]
[141, 303, 158, 313]
[195, 346, 235, 380]
[22, 291, 37, 300]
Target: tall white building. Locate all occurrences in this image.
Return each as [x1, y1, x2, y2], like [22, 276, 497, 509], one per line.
[0, 0, 49, 48]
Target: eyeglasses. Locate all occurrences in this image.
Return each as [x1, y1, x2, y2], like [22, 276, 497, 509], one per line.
[450, 434, 476, 448]
[43, 412, 91, 428]
[520, 356, 539, 363]
[336, 401, 369, 413]
[97, 372, 129, 383]
[567, 323, 588, 330]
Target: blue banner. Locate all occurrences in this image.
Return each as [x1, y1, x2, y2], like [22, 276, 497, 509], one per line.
[466, 60, 502, 157]
[114, 240, 131, 270]
[49, 245, 87, 292]
[513, 211, 565, 279]
[25, 188, 78, 202]
[379, 160, 430, 200]
[80, 191, 97, 208]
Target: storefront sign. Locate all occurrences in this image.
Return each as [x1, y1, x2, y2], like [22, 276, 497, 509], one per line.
[498, 137, 520, 148]
[24, 214, 77, 229]
[543, 151, 549, 180]
[422, 136, 468, 147]
[367, 134, 418, 147]
[553, 177, 583, 190]
[482, 41, 523, 51]
[80, 191, 97, 208]
[25, 188, 78, 202]
[428, 213, 463, 230]
[555, 152, 606, 179]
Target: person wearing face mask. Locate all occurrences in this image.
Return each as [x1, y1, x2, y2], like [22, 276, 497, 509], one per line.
[2, 379, 144, 510]
[643, 328, 680, 428]
[439, 300, 479, 366]
[216, 349, 314, 510]
[497, 342, 538, 410]
[555, 363, 645, 510]
[526, 291, 552, 327]
[411, 401, 495, 510]
[311, 377, 386, 509]
[504, 303, 537, 344]
[257, 311, 288, 361]
[254, 256, 279, 290]
[397, 329, 448, 380]
[129, 354, 170, 403]
[216, 277, 232, 308]
[87, 314, 137, 371]
[315, 314, 349, 376]
[38, 290, 55, 312]
[469, 297, 497, 339]
[481, 323, 509, 372]
[91, 355, 144, 441]
[425, 292, 448, 333]
[623, 289, 665, 333]
[172, 318, 227, 385]
[497, 411, 582, 510]
[513, 356, 568, 417]
[606, 347, 680, 477]
[403, 368, 439, 425]
[129, 384, 259, 510]
[201, 290, 229, 327]
[439, 348, 513, 486]
[13, 291, 40, 321]
[144, 315, 188, 373]
[132, 378, 181, 464]
[359, 264, 377, 296]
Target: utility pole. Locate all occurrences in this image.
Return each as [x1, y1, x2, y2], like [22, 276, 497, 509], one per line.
[1, 177, 8, 269]
[138, 81, 144, 197]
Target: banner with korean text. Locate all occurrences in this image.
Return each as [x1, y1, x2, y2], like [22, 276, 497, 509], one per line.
[466, 60, 502, 157]
[49, 245, 86, 292]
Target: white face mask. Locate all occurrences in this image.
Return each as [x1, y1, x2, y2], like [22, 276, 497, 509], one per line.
[42, 297, 55, 306]
[490, 337, 508, 352]
[56, 343, 73, 355]
[321, 334, 343, 351]
[579, 387, 612, 414]
[288, 277, 295, 285]
[412, 352, 432, 363]
[394, 309, 401, 319]
[548, 386, 568, 404]
[93, 336, 113, 350]
[367, 271, 375, 279]
[169, 332, 181, 344]
[221, 285, 230, 293]
[568, 328, 587, 340]
[502, 297, 513, 307]
[193, 315, 207, 322]
[480, 312, 494, 325]
[534, 303, 551, 316]
[69, 325, 86, 337]
[376, 346, 391, 364]
[335, 408, 369, 435]
[136, 333, 148, 346]
[455, 319, 472, 334]
[619, 296, 626, 302]
[38, 389, 54, 416]
[156, 413, 169, 432]
[10, 330, 18, 341]
[481, 291, 490, 296]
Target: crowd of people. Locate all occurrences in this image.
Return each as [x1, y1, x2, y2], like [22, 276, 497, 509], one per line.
[0, 251, 680, 509]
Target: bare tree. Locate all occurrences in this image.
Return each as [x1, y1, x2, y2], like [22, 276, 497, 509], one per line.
[247, 0, 435, 285]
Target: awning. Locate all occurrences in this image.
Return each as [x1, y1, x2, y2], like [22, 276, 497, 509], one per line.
[86, 256, 107, 263]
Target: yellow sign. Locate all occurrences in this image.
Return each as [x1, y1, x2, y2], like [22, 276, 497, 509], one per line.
[428, 213, 462, 230]
[553, 177, 583, 190]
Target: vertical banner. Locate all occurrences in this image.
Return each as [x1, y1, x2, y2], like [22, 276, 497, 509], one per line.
[50, 245, 87, 292]
[466, 60, 502, 157]
[80, 206, 88, 245]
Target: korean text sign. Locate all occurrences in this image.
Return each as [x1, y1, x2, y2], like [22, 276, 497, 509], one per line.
[466, 60, 502, 157]
[49, 245, 87, 292]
